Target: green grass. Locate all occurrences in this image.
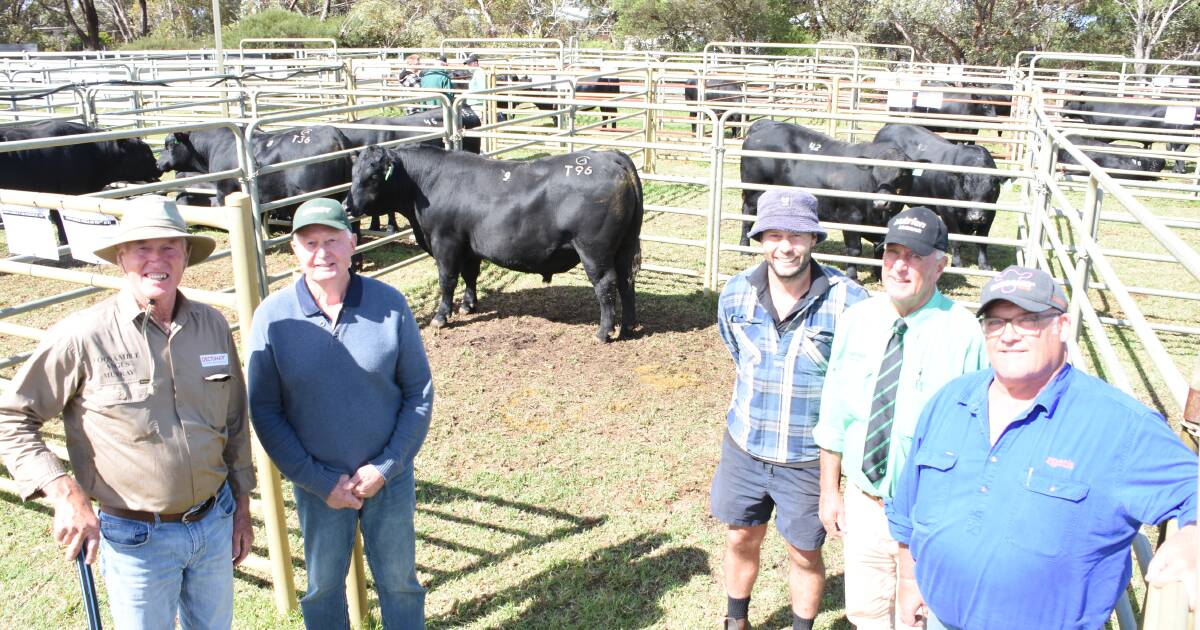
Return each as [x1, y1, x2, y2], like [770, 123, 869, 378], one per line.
[1, 124, 1197, 629]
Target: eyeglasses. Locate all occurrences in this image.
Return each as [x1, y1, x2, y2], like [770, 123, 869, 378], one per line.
[979, 310, 1061, 337]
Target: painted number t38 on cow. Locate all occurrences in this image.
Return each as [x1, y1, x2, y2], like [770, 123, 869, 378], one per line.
[345, 145, 644, 342]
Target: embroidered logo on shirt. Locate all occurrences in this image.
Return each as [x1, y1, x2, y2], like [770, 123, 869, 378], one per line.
[200, 353, 229, 368]
[1045, 456, 1075, 470]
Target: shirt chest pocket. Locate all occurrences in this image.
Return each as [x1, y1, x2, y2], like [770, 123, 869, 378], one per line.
[1005, 471, 1090, 558]
[798, 329, 834, 373]
[193, 370, 232, 433]
[912, 448, 959, 527]
[729, 315, 765, 370]
[86, 381, 157, 442]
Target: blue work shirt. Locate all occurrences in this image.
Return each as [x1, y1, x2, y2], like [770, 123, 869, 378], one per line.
[887, 363, 1197, 630]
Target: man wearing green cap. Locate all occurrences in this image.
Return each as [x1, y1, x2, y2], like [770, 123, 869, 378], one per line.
[248, 198, 434, 629]
[0, 195, 257, 629]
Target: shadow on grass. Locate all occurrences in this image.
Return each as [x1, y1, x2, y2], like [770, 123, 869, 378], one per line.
[427, 531, 707, 629]
[761, 572, 852, 630]
[416, 480, 605, 590]
[0, 487, 53, 516]
[438, 284, 718, 339]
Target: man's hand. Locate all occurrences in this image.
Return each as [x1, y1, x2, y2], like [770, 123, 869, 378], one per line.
[1145, 524, 1198, 608]
[43, 476, 100, 565]
[231, 494, 254, 566]
[817, 449, 846, 538]
[349, 464, 386, 500]
[325, 475, 364, 510]
[897, 576, 927, 626]
[818, 490, 846, 538]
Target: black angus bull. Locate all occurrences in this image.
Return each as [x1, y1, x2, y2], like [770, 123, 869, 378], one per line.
[874, 124, 1004, 270]
[683, 78, 746, 138]
[0, 119, 161, 243]
[493, 76, 621, 128]
[340, 112, 483, 232]
[156, 125, 351, 226]
[740, 120, 913, 280]
[889, 82, 998, 141]
[345, 145, 644, 341]
[1061, 97, 1196, 173]
[1057, 137, 1166, 180]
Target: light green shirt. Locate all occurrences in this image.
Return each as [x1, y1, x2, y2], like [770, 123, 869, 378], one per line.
[813, 290, 987, 498]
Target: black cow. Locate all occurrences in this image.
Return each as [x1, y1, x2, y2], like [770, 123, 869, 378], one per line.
[874, 124, 1003, 270]
[0, 119, 160, 243]
[1057, 137, 1166, 181]
[740, 120, 913, 279]
[340, 112, 483, 232]
[0, 120, 160, 195]
[498, 76, 621, 128]
[344, 145, 644, 341]
[683, 78, 746, 138]
[890, 82, 998, 141]
[1060, 97, 1195, 172]
[157, 125, 351, 225]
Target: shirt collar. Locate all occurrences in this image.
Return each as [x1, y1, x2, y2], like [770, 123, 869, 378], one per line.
[295, 273, 362, 318]
[116, 289, 192, 327]
[962, 362, 1075, 420]
[747, 261, 830, 323]
[894, 289, 950, 326]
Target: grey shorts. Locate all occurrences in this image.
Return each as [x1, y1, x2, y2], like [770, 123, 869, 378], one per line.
[710, 433, 825, 551]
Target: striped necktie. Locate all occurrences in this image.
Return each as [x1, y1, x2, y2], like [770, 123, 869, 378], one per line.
[862, 318, 908, 485]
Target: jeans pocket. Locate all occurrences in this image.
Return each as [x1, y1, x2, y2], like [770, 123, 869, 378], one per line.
[217, 485, 236, 519]
[99, 513, 152, 548]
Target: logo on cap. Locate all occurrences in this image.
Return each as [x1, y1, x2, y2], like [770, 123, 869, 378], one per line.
[894, 216, 927, 234]
[994, 269, 1035, 294]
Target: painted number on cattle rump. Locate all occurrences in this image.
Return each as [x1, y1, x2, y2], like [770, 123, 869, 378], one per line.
[291, 128, 313, 144]
[564, 155, 593, 177]
[808, 142, 822, 151]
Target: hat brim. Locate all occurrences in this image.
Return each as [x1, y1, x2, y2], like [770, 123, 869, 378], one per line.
[93, 226, 216, 267]
[746, 221, 828, 243]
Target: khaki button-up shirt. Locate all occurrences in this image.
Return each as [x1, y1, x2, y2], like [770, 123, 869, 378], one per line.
[0, 290, 256, 514]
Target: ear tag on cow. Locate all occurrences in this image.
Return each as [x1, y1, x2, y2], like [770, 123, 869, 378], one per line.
[384, 164, 394, 181]
[912, 169, 924, 177]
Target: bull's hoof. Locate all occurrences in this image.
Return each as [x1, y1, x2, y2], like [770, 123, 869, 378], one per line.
[458, 304, 476, 315]
[593, 330, 614, 343]
[385, 225, 397, 235]
[430, 316, 447, 329]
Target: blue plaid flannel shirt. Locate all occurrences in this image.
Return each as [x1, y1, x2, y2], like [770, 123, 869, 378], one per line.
[718, 262, 868, 464]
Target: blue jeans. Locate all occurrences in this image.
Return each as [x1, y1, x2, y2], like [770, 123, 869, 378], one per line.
[925, 610, 960, 630]
[293, 467, 425, 630]
[98, 483, 236, 630]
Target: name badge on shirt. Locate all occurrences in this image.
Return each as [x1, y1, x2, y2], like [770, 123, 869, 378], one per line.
[200, 353, 229, 368]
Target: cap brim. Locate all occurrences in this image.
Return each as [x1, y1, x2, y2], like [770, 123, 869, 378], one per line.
[882, 231, 935, 256]
[291, 219, 352, 235]
[975, 295, 1060, 317]
[93, 227, 216, 266]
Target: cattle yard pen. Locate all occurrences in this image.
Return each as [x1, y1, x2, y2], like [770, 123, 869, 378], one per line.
[0, 42, 1198, 629]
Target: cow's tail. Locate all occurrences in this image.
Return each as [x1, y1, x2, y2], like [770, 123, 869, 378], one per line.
[621, 152, 644, 292]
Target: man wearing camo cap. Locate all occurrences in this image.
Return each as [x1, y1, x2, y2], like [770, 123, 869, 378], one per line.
[712, 189, 868, 630]
[887, 265, 1198, 629]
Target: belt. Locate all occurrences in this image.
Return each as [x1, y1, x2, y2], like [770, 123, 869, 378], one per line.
[101, 495, 217, 524]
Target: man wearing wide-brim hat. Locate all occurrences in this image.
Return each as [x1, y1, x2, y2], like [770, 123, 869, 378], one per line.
[0, 195, 256, 629]
[712, 189, 869, 630]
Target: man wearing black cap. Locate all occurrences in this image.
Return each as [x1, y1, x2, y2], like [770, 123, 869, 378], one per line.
[813, 207, 986, 629]
[886, 265, 1198, 630]
[713, 189, 868, 630]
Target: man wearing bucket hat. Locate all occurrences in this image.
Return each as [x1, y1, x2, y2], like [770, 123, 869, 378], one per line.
[0, 195, 256, 629]
[813, 207, 986, 630]
[887, 265, 1198, 630]
[248, 198, 433, 629]
[712, 189, 868, 630]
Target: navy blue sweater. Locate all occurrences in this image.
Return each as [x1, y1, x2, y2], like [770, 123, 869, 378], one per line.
[248, 274, 433, 498]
